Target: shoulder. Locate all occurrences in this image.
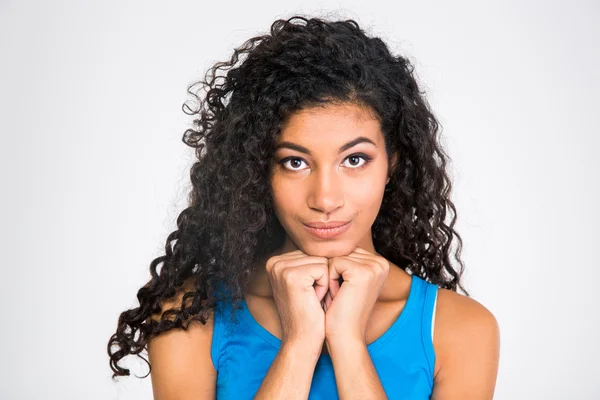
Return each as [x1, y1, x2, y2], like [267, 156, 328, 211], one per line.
[148, 276, 213, 322]
[433, 288, 500, 352]
[431, 287, 500, 399]
[147, 276, 217, 399]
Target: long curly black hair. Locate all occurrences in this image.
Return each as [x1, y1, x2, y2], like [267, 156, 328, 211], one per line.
[107, 14, 469, 380]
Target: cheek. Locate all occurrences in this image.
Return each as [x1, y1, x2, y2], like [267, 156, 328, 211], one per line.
[351, 182, 385, 211]
[348, 173, 387, 216]
[354, 163, 387, 191]
[353, 173, 386, 191]
[270, 177, 300, 222]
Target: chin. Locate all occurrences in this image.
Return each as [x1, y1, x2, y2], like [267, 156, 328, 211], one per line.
[298, 239, 356, 258]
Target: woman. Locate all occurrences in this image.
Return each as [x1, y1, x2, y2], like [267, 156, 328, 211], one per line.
[108, 15, 500, 399]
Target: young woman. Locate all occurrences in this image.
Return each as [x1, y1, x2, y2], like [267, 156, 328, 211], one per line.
[108, 15, 500, 399]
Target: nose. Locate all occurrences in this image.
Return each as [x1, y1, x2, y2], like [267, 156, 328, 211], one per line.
[306, 167, 345, 215]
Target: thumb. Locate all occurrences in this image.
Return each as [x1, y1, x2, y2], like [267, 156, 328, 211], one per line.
[314, 281, 328, 302]
[312, 265, 329, 302]
[329, 276, 341, 298]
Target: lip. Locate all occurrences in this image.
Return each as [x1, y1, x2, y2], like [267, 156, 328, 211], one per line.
[304, 220, 350, 228]
[302, 220, 352, 239]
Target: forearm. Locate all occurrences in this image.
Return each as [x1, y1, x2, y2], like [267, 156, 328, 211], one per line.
[328, 339, 387, 399]
[254, 340, 320, 399]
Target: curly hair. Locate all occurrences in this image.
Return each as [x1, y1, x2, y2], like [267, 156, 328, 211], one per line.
[107, 14, 469, 380]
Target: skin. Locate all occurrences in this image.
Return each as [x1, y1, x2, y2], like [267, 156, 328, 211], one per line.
[246, 102, 500, 398]
[147, 102, 500, 399]
[248, 101, 406, 344]
[269, 102, 395, 259]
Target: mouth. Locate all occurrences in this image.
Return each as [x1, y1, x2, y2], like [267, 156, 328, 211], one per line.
[302, 220, 352, 239]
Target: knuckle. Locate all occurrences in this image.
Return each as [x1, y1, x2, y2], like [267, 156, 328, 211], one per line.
[280, 267, 298, 284]
[371, 260, 383, 272]
[382, 262, 390, 274]
[377, 257, 389, 268]
[378, 260, 390, 275]
[306, 255, 327, 265]
[270, 259, 286, 276]
[368, 267, 378, 280]
[265, 255, 281, 271]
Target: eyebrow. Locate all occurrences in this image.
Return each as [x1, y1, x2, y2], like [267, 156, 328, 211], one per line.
[274, 136, 377, 155]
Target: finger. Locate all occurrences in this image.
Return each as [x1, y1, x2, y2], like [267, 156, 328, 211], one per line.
[267, 255, 329, 272]
[341, 254, 371, 264]
[351, 247, 387, 263]
[344, 254, 388, 270]
[341, 254, 375, 264]
[343, 250, 386, 265]
[328, 258, 354, 297]
[282, 255, 328, 265]
[329, 276, 340, 298]
[270, 250, 306, 262]
[265, 253, 303, 272]
[351, 246, 371, 255]
[345, 252, 381, 265]
[281, 249, 305, 255]
[269, 253, 307, 265]
[308, 264, 329, 302]
[267, 249, 309, 263]
[343, 256, 390, 281]
[325, 290, 333, 309]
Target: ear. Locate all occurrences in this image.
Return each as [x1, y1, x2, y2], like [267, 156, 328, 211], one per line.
[386, 151, 399, 184]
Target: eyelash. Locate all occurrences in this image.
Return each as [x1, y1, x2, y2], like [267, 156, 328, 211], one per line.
[278, 153, 373, 172]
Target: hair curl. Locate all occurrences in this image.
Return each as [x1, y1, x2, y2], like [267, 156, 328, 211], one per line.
[107, 14, 469, 380]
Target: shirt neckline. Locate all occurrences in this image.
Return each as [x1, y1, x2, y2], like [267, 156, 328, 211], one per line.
[237, 273, 420, 360]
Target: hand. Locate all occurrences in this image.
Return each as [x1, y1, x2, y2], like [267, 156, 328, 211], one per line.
[322, 246, 390, 345]
[265, 250, 329, 350]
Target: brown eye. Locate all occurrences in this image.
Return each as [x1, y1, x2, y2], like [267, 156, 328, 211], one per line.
[280, 157, 308, 171]
[278, 153, 372, 172]
[347, 155, 362, 167]
[342, 154, 372, 169]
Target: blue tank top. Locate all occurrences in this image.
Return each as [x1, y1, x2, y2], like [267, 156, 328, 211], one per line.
[211, 273, 438, 399]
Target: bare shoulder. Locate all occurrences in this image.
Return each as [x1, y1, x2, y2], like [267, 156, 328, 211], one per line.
[431, 288, 500, 400]
[147, 276, 217, 400]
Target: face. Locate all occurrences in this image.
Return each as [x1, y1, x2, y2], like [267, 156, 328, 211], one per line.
[269, 102, 398, 258]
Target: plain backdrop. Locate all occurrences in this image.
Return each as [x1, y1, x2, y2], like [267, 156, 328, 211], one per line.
[1, 0, 598, 399]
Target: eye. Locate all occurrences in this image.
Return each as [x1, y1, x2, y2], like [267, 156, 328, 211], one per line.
[280, 157, 308, 171]
[278, 153, 373, 172]
[342, 154, 372, 169]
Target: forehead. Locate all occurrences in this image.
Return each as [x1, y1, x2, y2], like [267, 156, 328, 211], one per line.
[276, 103, 383, 148]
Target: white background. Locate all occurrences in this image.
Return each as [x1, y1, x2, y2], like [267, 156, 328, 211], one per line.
[1, 0, 598, 399]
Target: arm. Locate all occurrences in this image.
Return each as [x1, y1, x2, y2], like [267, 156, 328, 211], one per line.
[431, 289, 501, 399]
[147, 279, 217, 400]
[254, 340, 321, 399]
[328, 339, 387, 399]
